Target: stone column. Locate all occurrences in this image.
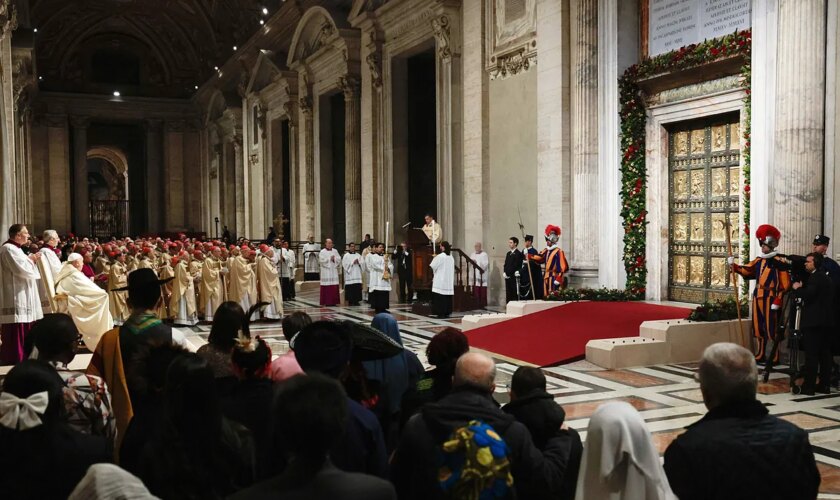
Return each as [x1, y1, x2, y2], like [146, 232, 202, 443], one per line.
[70, 116, 89, 235]
[341, 75, 362, 245]
[536, 0, 572, 249]
[570, 0, 599, 286]
[773, 0, 826, 252]
[433, 15, 454, 241]
[145, 119, 163, 232]
[299, 94, 315, 239]
[232, 135, 246, 234]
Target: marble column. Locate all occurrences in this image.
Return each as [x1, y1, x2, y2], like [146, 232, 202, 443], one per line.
[536, 0, 572, 250]
[233, 135, 246, 234]
[773, 0, 826, 252]
[145, 119, 163, 232]
[70, 116, 89, 235]
[432, 14, 457, 242]
[341, 75, 362, 245]
[299, 95, 315, 239]
[570, 0, 599, 286]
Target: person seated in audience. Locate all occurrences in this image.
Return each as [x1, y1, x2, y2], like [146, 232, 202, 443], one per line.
[576, 401, 676, 500]
[392, 352, 574, 500]
[361, 313, 424, 450]
[269, 311, 311, 382]
[401, 327, 469, 423]
[664, 343, 820, 500]
[224, 335, 276, 480]
[230, 373, 396, 500]
[0, 360, 111, 499]
[293, 320, 388, 478]
[119, 343, 189, 473]
[69, 463, 156, 500]
[133, 353, 256, 499]
[503, 366, 582, 500]
[29, 314, 116, 445]
[87, 268, 188, 445]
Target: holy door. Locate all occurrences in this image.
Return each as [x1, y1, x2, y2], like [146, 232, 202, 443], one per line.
[668, 114, 741, 303]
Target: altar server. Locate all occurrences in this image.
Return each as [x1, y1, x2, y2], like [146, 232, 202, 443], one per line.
[0, 224, 43, 364]
[55, 253, 114, 350]
[342, 242, 364, 306]
[366, 242, 393, 313]
[278, 240, 296, 301]
[302, 235, 321, 281]
[257, 244, 283, 319]
[430, 241, 455, 318]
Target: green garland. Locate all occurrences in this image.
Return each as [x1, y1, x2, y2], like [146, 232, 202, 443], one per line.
[686, 297, 749, 322]
[545, 287, 641, 302]
[618, 30, 752, 299]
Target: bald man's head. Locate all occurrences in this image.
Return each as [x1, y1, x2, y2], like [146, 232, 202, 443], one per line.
[454, 352, 496, 393]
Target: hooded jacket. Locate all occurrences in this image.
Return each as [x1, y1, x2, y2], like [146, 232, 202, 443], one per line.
[392, 385, 574, 499]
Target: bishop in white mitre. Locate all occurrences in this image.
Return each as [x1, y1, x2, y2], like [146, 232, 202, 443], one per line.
[318, 239, 341, 306]
[0, 224, 44, 364]
[55, 253, 114, 351]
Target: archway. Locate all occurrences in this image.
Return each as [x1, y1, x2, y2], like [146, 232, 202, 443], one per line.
[87, 146, 130, 237]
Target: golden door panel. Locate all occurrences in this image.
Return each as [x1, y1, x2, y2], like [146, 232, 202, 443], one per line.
[668, 114, 741, 303]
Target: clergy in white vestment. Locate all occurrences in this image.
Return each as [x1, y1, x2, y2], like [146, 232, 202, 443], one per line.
[422, 214, 443, 249]
[37, 229, 63, 313]
[302, 235, 321, 281]
[360, 245, 372, 302]
[228, 246, 257, 314]
[342, 242, 364, 306]
[107, 253, 129, 325]
[366, 242, 393, 313]
[318, 239, 341, 306]
[0, 224, 44, 364]
[430, 241, 455, 318]
[278, 241, 296, 300]
[55, 253, 114, 351]
[169, 256, 198, 326]
[470, 242, 490, 308]
[256, 245, 283, 319]
[200, 247, 226, 320]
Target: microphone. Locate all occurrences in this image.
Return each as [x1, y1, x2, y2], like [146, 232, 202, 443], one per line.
[402, 221, 411, 229]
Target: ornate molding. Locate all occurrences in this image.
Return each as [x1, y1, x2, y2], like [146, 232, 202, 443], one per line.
[299, 95, 313, 116]
[339, 75, 360, 99]
[431, 16, 451, 61]
[485, 0, 537, 79]
[0, 1, 17, 39]
[488, 44, 537, 80]
[11, 52, 34, 111]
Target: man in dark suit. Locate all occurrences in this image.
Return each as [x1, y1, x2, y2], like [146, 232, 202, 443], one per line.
[393, 242, 413, 303]
[503, 237, 523, 303]
[793, 252, 836, 394]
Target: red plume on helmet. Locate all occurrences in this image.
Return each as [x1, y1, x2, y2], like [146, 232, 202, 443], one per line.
[544, 225, 562, 237]
[755, 224, 781, 248]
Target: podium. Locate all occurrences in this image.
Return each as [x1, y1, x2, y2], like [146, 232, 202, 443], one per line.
[407, 228, 434, 292]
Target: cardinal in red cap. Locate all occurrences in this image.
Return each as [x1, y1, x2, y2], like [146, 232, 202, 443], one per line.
[527, 224, 569, 296]
[730, 224, 791, 362]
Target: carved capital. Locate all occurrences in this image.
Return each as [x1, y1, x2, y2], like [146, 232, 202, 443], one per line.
[366, 52, 382, 88]
[281, 101, 296, 125]
[431, 15, 452, 61]
[299, 96, 313, 116]
[0, 2, 17, 39]
[339, 75, 360, 99]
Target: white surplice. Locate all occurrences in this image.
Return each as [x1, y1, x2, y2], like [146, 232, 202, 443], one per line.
[366, 253, 393, 292]
[39, 247, 62, 279]
[55, 263, 114, 350]
[342, 252, 364, 285]
[469, 251, 490, 287]
[302, 242, 321, 274]
[0, 242, 44, 324]
[430, 253, 455, 295]
[318, 248, 341, 286]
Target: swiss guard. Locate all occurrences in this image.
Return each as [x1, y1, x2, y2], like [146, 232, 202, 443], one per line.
[528, 225, 569, 297]
[730, 224, 791, 363]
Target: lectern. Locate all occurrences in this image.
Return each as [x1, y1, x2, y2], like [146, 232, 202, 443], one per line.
[407, 228, 434, 292]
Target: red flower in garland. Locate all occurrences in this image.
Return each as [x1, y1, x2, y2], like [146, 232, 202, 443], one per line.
[635, 178, 643, 191]
[744, 184, 751, 193]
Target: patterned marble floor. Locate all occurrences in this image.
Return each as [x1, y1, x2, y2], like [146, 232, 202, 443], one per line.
[26, 291, 840, 498]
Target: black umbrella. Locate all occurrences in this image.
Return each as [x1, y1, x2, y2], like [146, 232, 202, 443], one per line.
[342, 320, 404, 361]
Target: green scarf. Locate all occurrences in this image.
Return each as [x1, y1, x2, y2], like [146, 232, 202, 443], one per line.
[124, 312, 162, 335]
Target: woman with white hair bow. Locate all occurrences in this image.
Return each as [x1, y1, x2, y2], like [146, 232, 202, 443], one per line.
[0, 360, 110, 498]
[55, 253, 114, 350]
[575, 402, 677, 500]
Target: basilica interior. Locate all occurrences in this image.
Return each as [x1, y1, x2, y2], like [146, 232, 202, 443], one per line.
[1, 0, 840, 497]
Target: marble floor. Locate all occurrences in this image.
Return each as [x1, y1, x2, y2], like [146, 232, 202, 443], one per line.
[15, 291, 840, 498]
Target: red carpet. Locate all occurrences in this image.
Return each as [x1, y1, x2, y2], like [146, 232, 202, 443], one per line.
[465, 302, 692, 367]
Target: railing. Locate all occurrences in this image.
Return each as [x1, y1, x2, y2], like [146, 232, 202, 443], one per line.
[452, 248, 486, 309]
[89, 200, 130, 239]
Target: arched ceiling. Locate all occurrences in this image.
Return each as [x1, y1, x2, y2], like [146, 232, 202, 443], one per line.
[29, 0, 283, 98]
